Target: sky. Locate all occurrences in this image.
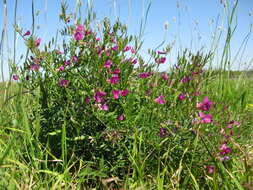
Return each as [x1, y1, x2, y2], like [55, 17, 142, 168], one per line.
[0, 0, 253, 79]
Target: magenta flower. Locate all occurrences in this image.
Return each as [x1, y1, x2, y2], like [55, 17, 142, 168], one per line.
[198, 111, 212, 124]
[30, 64, 40, 71]
[111, 45, 118, 51]
[112, 90, 121, 99]
[155, 95, 165, 105]
[206, 165, 214, 174]
[76, 24, 84, 32]
[131, 48, 136, 54]
[121, 89, 129, 96]
[58, 79, 69, 87]
[100, 104, 109, 111]
[96, 37, 101, 41]
[197, 96, 212, 111]
[220, 143, 232, 155]
[159, 127, 167, 137]
[156, 57, 166, 64]
[108, 74, 119, 84]
[104, 60, 113, 69]
[23, 30, 30, 36]
[131, 58, 137, 64]
[139, 72, 152, 79]
[123, 46, 131, 52]
[36, 38, 41, 47]
[161, 73, 169, 80]
[178, 93, 186, 100]
[118, 114, 124, 121]
[94, 91, 107, 103]
[74, 31, 84, 41]
[112, 68, 120, 74]
[180, 76, 192, 83]
[57, 65, 65, 71]
[64, 60, 71, 66]
[72, 56, 79, 63]
[85, 97, 91, 104]
[12, 74, 19, 80]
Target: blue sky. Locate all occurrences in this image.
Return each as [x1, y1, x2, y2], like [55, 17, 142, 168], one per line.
[0, 0, 253, 78]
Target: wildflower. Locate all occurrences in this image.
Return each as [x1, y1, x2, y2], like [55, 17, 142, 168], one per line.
[131, 58, 137, 64]
[221, 156, 230, 161]
[198, 111, 212, 124]
[112, 68, 120, 74]
[108, 74, 119, 84]
[30, 64, 40, 71]
[159, 127, 167, 137]
[206, 165, 214, 174]
[139, 72, 152, 79]
[112, 90, 121, 99]
[12, 74, 19, 80]
[104, 60, 113, 69]
[131, 48, 136, 54]
[111, 45, 118, 51]
[23, 30, 30, 36]
[155, 95, 165, 105]
[161, 73, 169, 80]
[123, 46, 131, 52]
[156, 57, 166, 64]
[58, 79, 69, 87]
[72, 56, 79, 63]
[96, 37, 101, 41]
[178, 93, 186, 100]
[76, 24, 84, 32]
[121, 89, 129, 96]
[74, 31, 84, 41]
[57, 65, 65, 71]
[64, 60, 71, 66]
[85, 97, 91, 104]
[197, 96, 212, 111]
[180, 76, 192, 83]
[94, 91, 107, 103]
[100, 104, 109, 111]
[118, 114, 124, 121]
[220, 143, 232, 155]
[36, 38, 41, 47]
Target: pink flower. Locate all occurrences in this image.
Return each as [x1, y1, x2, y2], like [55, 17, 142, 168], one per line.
[118, 114, 124, 121]
[96, 37, 101, 41]
[23, 30, 30, 36]
[30, 64, 40, 71]
[139, 72, 152, 79]
[156, 57, 166, 64]
[36, 38, 41, 47]
[206, 165, 214, 174]
[123, 46, 131, 52]
[108, 74, 119, 84]
[85, 97, 91, 104]
[104, 60, 113, 69]
[64, 60, 71, 66]
[58, 79, 69, 87]
[131, 48, 136, 54]
[94, 91, 107, 103]
[112, 68, 120, 74]
[57, 65, 65, 71]
[12, 74, 19, 80]
[180, 76, 192, 83]
[111, 45, 118, 51]
[72, 56, 79, 63]
[197, 96, 212, 111]
[112, 90, 121, 99]
[76, 24, 84, 32]
[220, 143, 232, 155]
[178, 93, 186, 100]
[155, 95, 165, 104]
[198, 112, 212, 124]
[100, 104, 109, 111]
[131, 58, 137, 64]
[161, 73, 169, 80]
[121, 89, 129, 96]
[159, 127, 167, 137]
[74, 31, 84, 41]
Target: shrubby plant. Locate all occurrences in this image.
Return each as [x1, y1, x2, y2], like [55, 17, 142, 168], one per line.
[11, 8, 246, 188]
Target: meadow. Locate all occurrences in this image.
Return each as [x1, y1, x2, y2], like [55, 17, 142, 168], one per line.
[0, 0, 253, 189]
